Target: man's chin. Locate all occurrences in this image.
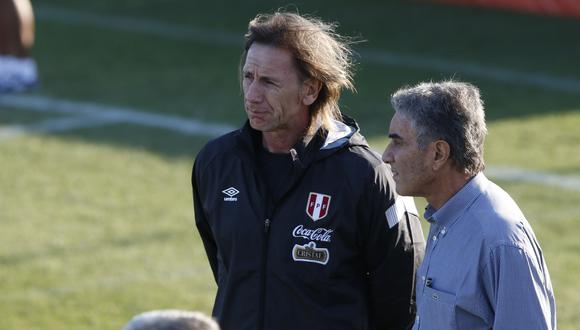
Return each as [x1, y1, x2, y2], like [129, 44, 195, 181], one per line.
[249, 120, 267, 131]
[250, 121, 279, 133]
[395, 185, 412, 197]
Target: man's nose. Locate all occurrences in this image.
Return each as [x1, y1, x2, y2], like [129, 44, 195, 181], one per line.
[244, 81, 263, 103]
[382, 144, 394, 164]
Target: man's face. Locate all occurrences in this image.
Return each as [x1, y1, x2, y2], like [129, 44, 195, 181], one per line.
[382, 111, 434, 197]
[242, 43, 309, 133]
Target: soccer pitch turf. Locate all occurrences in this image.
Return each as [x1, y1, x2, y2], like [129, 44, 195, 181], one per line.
[1, 1, 579, 329]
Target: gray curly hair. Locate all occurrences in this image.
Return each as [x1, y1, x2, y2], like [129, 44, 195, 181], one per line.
[122, 310, 219, 330]
[391, 80, 487, 175]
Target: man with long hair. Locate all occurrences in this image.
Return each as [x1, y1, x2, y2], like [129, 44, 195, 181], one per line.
[192, 11, 425, 330]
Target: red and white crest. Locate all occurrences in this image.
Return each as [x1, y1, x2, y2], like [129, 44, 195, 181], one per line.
[306, 192, 331, 221]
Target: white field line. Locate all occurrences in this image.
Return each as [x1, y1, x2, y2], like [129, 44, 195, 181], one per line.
[34, 5, 580, 93]
[35, 5, 240, 47]
[0, 94, 235, 137]
[1, 94, 580, 191]
[0, 116, 120, 139]
[0, 266, 211, 302]
[485, 166, 580, 191]
[360, 50, 580, 93]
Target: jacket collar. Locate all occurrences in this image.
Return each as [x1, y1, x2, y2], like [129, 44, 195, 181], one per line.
[234, 115, 362, 166]
[321, 118, 357, 150]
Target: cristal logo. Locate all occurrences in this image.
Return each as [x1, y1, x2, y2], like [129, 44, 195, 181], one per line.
[222, 187, 239, 202]
[292, 242, 329, 265]
[292, 225, 333, 242]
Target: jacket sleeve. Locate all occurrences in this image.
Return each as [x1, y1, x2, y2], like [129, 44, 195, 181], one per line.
[192, 158, 219, 283]
[360, 163, 426, 330]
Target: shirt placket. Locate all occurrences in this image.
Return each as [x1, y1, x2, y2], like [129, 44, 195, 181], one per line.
[416, 223, 447, 328]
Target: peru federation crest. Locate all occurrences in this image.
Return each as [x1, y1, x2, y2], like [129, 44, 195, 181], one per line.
[306, 192, 331, 221]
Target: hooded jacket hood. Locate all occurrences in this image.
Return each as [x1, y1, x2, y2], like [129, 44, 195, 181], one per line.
[235, 114, 369, 169]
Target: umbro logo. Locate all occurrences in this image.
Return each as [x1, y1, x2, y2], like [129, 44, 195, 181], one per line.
[222, 187, 239, 202]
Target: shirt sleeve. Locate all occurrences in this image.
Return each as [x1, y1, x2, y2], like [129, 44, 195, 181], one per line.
[360, 163, 426, 330]
[484, 244, 556, 330]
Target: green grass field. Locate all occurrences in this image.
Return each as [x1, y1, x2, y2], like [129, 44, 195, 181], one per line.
[1, 1, 579, 329]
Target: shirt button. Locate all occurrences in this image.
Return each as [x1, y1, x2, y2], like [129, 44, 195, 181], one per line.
[441, 228, 446, 235]
[432, 236, 437, 241]
[416, 315, 420, 321]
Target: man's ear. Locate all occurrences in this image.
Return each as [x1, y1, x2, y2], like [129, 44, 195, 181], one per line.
[301, 79, 322, 106]
[432, 140, 451, 171]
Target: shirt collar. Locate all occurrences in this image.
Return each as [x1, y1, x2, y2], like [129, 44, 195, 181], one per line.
[424, 172, 488, 228]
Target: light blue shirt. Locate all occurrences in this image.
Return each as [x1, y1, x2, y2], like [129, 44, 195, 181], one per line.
[413, 173, 556, 330]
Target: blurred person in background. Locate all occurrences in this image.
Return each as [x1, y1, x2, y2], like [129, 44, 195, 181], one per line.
[0, 0, 38, 92]
[192, 10, 425, 330]
[123, 310, 219, 330]
[382, 80, 556, 329]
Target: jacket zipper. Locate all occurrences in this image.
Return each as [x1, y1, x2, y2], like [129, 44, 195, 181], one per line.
[257, 150, 308, 330]
[258, 217, 271, 330]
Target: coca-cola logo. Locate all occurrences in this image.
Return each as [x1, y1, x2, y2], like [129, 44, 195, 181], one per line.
[292, 225, 333, 242]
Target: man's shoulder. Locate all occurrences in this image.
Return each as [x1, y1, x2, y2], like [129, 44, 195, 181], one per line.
[338, 143, 384, 169]
[328, 144, 394, 192]
[469, 180, 530, 246]
[195, 129, 241, 166]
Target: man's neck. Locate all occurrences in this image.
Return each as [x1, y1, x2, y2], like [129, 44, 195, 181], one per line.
[425, 170, 473, 210]
[262, 127, 309, 154]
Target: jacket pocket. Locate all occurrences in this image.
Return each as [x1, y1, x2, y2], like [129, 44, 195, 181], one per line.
[418, 286, 457, 329]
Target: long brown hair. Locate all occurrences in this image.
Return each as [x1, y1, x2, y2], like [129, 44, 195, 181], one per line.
[241, 11, 356, 136]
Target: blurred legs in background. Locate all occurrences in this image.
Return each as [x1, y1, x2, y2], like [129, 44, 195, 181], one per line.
[0, 0, 38, 93]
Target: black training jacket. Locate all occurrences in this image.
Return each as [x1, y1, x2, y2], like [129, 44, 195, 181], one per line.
[192, 117, 425, 330]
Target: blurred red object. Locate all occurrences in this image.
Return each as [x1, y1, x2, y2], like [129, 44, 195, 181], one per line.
[431, 0, 580, 19]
